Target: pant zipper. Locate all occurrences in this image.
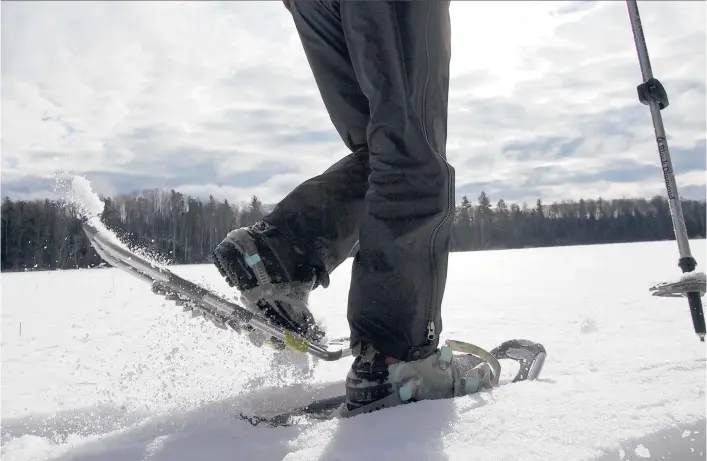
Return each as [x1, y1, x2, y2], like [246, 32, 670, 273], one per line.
[419, 0, 454, 346]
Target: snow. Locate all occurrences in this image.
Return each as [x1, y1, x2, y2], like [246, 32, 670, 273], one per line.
[2, 234, 706, 460]
[68, 176, 106, 219]
[62, 175, 168, 262]
[634, 444, 650, 458]
[682, 271, 706, 284]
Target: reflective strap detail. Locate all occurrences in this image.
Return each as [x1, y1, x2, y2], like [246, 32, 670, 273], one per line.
[245, 253, 262, 266]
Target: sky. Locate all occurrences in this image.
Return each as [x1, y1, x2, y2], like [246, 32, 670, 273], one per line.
[2, 0, 706, 208]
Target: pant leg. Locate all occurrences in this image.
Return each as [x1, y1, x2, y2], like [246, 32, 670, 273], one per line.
[263, 0, 369, 280]
[271, 0, 454, 362]
[340, 0, 454, 362]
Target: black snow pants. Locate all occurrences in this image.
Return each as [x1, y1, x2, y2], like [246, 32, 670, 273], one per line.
[262, 0, 454, 362]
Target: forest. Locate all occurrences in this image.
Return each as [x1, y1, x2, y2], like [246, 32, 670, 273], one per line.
[1, 189, 705, 272]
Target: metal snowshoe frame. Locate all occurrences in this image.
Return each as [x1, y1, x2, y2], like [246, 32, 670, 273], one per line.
[82, 219, 352, 361]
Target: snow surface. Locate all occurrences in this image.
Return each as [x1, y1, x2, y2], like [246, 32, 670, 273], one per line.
[2, 237, 706, 461]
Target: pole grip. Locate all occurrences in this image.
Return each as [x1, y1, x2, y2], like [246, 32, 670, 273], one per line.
[687, 291, 706, 341]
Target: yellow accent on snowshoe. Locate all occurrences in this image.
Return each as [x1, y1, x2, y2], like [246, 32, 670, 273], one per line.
[284, 331, 309, 352]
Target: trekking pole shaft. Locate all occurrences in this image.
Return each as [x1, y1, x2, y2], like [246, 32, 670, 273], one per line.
[626, 0, 689, 258]
[688, 292, 705, 339]
[626, 0, 705, 340]
[627, 0, 654, 81]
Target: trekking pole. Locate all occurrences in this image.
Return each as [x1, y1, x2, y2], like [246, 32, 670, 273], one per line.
[626, 0, 705, 341]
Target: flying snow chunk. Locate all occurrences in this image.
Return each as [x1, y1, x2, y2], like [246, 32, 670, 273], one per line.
[580, 316, 599, 334]
[70, 175, 106, 218]
[634, 444, 651, 458]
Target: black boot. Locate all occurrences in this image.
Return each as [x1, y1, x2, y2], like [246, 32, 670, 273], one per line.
[212, 220, 328, 344]
[345, 344, 495, 414]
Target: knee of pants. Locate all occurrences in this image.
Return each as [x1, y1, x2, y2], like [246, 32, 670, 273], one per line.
[365, 163, 451, 220]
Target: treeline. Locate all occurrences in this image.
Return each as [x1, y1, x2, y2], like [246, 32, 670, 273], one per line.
[1, 190, 265, 272]
[451, 192, 705, 250]
[1, 189, 705, 272]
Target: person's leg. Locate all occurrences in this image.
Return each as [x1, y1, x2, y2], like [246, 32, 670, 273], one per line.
[212, 0, 370, 342]
[336, 0, 465, 411]
[340, 0, 454, 362]
[276, 0, 455, 361]
[214, 0, 492, 411]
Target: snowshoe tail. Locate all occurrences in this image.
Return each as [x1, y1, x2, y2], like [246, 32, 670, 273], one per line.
[240, 394, 347, 427]
[81, 218, 352, 361]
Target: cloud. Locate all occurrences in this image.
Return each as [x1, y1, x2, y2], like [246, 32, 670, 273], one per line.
[2, 0, 705, 208]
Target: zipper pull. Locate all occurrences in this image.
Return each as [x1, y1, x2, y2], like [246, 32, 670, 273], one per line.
[426, 320, 436, 342]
